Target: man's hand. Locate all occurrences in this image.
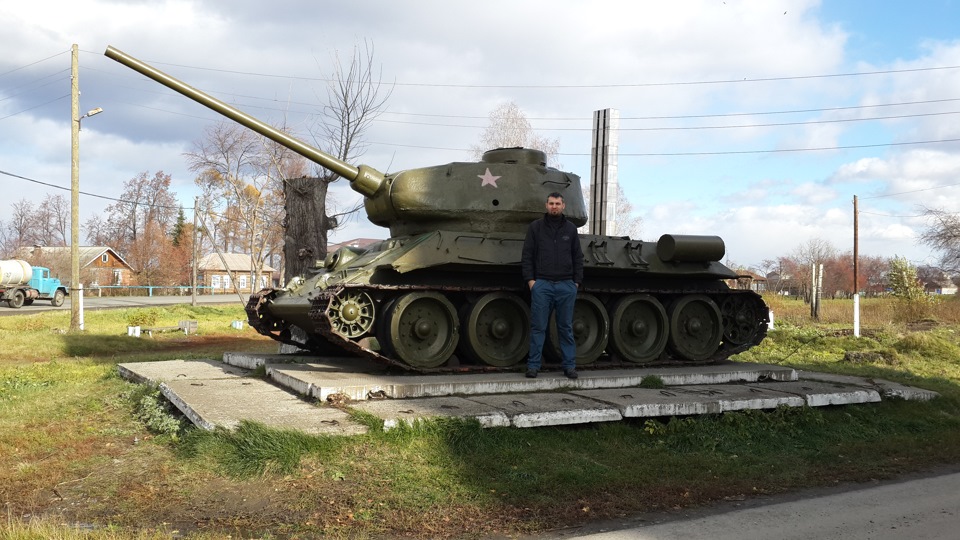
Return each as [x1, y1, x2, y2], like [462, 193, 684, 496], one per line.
[528, 280, 536, 289]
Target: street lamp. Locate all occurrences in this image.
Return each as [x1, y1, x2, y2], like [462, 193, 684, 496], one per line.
[70, 43, 103, 331]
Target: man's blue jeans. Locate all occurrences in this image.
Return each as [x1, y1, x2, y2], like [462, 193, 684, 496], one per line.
[527, 279, 577, 371]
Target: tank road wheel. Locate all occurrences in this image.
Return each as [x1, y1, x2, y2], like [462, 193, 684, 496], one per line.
[720, 294, 762, 345]
[460, 292, 530, 367]
[608, 294, 668, 364]
[51, 289, 65, 307]
[548, 293, 609, 366]
[382, 292, 459, 368]
[9, 290, 25, 309]
[667, 295, 723, 362]
[325, 290, 375, 338]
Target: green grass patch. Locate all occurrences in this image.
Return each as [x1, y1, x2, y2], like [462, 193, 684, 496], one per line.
[3, 301, 960, 538]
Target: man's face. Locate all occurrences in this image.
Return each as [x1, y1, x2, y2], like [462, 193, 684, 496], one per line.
[545, 196, 565, 216]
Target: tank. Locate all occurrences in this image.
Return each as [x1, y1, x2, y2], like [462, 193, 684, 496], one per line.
[0, 259, 32, 287]
[106, 46, 769, 372]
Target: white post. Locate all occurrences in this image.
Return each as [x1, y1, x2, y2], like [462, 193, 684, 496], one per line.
[768, 310, 775, 330]
[853, 293, 860, 337]
[78, 283, 84, 330]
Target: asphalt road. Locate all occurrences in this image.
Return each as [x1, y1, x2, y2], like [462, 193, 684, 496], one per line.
[0, 293, 243, 315]
[565, 470, 960, 539]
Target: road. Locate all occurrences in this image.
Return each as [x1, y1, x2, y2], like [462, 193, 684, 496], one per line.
[566, 470, 960, 540]
[0, 293, 242, 316]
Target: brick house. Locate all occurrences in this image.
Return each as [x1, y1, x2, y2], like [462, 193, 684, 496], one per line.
[16, 245, 135, 287]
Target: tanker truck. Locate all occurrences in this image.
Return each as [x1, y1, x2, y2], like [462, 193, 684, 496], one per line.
[0, 259, 68, 308]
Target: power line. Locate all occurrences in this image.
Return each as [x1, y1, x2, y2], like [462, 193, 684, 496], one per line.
[0, 168, 188, 210]
[0, 50, 68, 78]
[370, 137, 960, 156]
[373, 109, 960, 132]
[0, 94, 69, 121]
[138, 57, 960, 89]
[860, 181, 960, 200]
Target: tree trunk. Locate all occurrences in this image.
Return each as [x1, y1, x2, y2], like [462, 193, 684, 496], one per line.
[283, 176, 336, 282]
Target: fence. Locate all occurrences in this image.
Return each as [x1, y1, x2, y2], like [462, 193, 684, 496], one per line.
[87, 285, 253, 297]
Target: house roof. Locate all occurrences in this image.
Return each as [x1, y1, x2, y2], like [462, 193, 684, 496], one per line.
[15, 246, 134, 271]
[197, 253, 276, 273]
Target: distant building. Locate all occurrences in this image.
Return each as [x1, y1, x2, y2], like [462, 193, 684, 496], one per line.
[16, 245, 135, 286]
[197, 253, 276, 292]
[726, 270, 767, 292]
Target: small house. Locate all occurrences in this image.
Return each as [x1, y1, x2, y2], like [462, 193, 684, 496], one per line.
[197, 253, 276, 293]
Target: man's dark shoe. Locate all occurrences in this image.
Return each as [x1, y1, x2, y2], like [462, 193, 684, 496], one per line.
[525, 369, 538, 379]
[564, 369, 579, 380]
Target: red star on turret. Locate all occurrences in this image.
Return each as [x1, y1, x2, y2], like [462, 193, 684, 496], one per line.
[478, 168, 501, 187]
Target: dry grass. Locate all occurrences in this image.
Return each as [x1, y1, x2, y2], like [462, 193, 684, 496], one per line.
[764, 293, 960, 329]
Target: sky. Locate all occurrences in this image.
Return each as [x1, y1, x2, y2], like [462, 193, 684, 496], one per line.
[2, 0, 960, 271]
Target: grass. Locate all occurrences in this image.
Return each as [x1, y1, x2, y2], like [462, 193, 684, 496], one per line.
[2, 298, 960, 538]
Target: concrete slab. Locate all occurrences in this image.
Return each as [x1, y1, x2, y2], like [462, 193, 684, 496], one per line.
[573, 384, 805, 418]
[161, 378, 366, 436]
[751, 380, 881, 407]
[351, 396, 511, 429]
[223, 352, 384, 372]
[118, 359, 249, 384]
[466, 393, 623, 428]
[797, 370, 941, 401]
[119, 359, 366, 436]
[264, 361, 798, 401]
[118, 358, 941, 437]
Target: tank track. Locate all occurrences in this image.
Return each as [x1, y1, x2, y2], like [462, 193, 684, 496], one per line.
[247, 284, 768, 374]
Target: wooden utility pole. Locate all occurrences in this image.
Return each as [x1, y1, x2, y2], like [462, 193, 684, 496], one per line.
[191, 196, 199, 306]
[853, 195, 859, 294]
[70, 44, 80, 330]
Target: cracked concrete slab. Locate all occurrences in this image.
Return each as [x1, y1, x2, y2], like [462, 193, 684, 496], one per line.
[351, 396, 511, 429]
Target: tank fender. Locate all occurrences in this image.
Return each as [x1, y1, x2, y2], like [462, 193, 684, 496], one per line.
[656, 234, 725, 263]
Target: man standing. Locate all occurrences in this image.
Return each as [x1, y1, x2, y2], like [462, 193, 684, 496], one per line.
[521, 191, 584, 379]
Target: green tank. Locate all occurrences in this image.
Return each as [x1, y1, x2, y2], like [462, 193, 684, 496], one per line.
[106, 46, 769, 372]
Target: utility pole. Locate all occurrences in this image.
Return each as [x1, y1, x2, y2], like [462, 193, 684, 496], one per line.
[69, 44, 102, 331]
[70, 44, 81, 331]
[853, 195, 861, 337]
[853, 195, 859, 294]
[191, 196, 199, 306]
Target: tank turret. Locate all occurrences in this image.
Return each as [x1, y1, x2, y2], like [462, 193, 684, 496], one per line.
[105, 46, 768, 373]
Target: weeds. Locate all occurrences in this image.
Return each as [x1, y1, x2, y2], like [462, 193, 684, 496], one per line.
[130, 385, 188, 438]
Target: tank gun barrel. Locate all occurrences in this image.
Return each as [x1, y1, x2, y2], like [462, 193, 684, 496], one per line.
[104, 45, 384, 196]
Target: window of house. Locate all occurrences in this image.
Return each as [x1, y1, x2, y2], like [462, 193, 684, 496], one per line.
[239, 275, 248, 290]
[212, 275, 221, 289]
[223, 275, 232, 289]
[101, 254, 109, 263]
[113, 269, 122, 285]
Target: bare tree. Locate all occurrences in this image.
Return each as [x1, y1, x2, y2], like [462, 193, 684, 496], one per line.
[787, 238, 838, 301]
[471, 102, 561, 166]
[187, 121, 299, 289]
[7, 199, 36, 248]
[101, 171, 178, 254]
[920, 207, 960, 273]
[580, 184, 643, 238]
[283, 39, 393, 281]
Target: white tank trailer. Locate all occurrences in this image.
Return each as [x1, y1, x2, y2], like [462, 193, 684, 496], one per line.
[0, 259, 68, 308]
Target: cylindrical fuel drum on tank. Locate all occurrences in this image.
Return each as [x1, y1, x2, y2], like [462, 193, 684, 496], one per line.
[656, 235, 725, 263]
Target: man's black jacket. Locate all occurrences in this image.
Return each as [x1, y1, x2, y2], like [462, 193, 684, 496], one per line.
[521, 213, 584, 284]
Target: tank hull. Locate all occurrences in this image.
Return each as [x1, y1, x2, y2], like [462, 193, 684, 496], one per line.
[246, 231, 769, 372]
